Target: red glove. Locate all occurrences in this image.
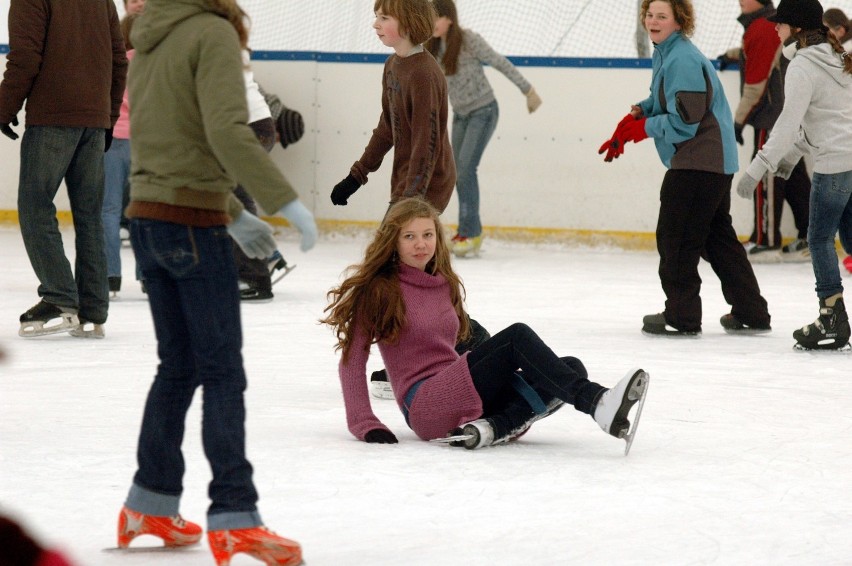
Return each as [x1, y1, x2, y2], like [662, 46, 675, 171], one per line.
[598, 114, 637, 162]
[616, 117, 648, 145]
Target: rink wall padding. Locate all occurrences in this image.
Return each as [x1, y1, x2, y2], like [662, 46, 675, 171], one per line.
[0, 52, 798, 249]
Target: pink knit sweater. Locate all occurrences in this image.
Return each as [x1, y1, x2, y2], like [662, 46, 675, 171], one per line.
[338, 264, 483, 441]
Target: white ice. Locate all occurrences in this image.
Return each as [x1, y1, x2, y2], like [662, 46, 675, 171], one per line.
[1, 226, 851, 565]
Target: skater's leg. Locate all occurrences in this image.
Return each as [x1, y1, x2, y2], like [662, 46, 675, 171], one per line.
[66, 127, 109, 324]
[466, 323, 604, 415]
[17, 126, 82, 310]
[452, 101, 498, 239]
[231, 185, 273, 293]
[702, 176, 771, 327]
[808, 172, 852, 300]
[656, 169, 717, 332]
[102, 139, 130, 281]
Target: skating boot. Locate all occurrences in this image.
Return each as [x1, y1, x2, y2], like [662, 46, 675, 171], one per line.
[19, 300, 79, 337]
[642, 313, 700, 337]
[593, 368, 649, 455]
[780, 238, 810, 263]
[208, 526, 302, 566]
[369, 370, 395, 400]
[719, 313, 771, 335]
[117, 506, 202, 549]
[793, 294, 851, 351]
[452, 235, 483, 258]
[70, 319, 105, 339]
[442, 419, 495, 450]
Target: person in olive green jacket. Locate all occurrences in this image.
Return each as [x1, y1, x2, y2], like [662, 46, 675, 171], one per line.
[117, 1, 306, 564]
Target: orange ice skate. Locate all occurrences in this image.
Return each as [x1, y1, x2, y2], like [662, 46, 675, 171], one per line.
[117, 506, 202, 548]
[208, 526, 302, 566]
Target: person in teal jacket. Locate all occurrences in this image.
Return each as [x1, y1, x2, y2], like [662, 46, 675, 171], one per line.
[599, 0, 771, 337]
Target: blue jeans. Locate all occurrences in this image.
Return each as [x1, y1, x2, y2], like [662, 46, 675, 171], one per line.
[103, 138, 130, 278]
[17, 126, 108, 322]
[452, 100, 498, 238]
[808, 171, 852, 299]
[127, 219, 262, 530]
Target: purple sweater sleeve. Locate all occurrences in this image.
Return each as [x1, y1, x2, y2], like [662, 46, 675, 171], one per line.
[338, 322, 393, 441]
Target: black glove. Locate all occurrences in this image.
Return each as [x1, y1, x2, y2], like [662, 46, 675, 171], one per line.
[716, 54, 733, 71]
[364, 429, 398, 444]
[734, 123, 744, 146]
[1, 116, 19, 141]
[331, 174, 361, 206]
[104, 127, 114, 152]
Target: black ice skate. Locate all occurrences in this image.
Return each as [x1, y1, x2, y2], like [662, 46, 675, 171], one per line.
[268, 252, 295, 286]
[19, 300, 79, 338]
[642, 313, 700, 337]
[719, 313, 771, 335]
[593, 368, 650, 456]
[793, 294, 851, 352]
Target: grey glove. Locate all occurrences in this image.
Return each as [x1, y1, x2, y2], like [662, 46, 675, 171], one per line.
[227, 210, 276, 259]
[736, 173, 760, 200]
[775, 158, 795, 180]
[278, 199, 318, 252]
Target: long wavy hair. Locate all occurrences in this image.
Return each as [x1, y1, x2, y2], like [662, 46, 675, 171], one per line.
[640, 0, 695, 38]
[373, 0, 437, 46]
[425, 0, 464, 76]
[793, 26, 852, 75]
[208, 0, 250, 49]
[321, 198, 470, 362]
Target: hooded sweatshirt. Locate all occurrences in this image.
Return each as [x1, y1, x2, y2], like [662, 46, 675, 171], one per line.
[747, 42, 852, 178]
[126, 0, 297, 224]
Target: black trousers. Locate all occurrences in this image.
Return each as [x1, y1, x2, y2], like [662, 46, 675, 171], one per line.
[748, 129, 811, 245]
[466, 323, 605, 437]
[657, 169, 770, 332]
[232, 118, 277, 291]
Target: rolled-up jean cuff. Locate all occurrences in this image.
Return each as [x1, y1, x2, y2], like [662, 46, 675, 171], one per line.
[207, 510, 264, 531]
[125, 483, 180, 516]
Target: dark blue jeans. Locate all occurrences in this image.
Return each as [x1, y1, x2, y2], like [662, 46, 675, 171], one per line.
[18, 126, 108, 322]
[809, 170, 852, 299]
[466, 323, 605, 436]
[127, 219, 262, 530]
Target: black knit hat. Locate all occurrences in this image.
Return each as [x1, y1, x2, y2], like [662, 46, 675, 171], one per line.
[277, 107, 304, 149]
[768, 0, 824, 30]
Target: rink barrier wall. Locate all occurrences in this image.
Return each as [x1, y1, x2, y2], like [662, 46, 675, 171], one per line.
[0, 50, 799, 251]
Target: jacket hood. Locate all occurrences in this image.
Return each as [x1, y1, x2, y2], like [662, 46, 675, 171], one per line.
[795, 43, 852, 88]
[130, 0, 211, 54]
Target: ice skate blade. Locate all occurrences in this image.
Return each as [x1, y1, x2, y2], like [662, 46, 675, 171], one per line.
[103, 544, 202, 554]
[621, 371, 649, 456]
[722, 327, 771, 336]
[19, 313, 79, 338]
[430, 434, 474, 445]
[793, 342, 851, 353]
[271, 264, 296, 286]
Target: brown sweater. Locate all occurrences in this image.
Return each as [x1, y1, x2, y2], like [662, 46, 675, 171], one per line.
[0, 0, 127, 128]
[351, 50, 456, 212]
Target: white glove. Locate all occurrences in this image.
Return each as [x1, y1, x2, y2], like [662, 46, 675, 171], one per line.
[775, 158, 795, 180]
[279, 199, 318, 252]
[525, 87, 542, 113]
[227, 210, 276, 259]
[736, 173, 760, 200]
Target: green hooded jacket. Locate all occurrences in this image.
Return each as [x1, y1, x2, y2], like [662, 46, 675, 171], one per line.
[128, 0, 297, 221]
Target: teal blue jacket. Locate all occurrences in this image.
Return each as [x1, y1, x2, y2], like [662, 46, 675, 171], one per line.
[638, 32, 739, 175]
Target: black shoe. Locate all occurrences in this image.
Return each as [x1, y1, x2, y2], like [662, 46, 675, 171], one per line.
[642, 313, 700, 337]
[793, 295, 850, 350]
[240, 287, 274, 302]
[719, 314, 771, 335]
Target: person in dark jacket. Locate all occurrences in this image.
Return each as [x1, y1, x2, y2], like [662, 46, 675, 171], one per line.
[0, 0, 127, 339]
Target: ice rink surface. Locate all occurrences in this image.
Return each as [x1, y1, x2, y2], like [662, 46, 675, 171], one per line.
[1, 226, 850, 565]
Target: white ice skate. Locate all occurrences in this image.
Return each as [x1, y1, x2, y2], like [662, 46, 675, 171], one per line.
[18, 301, 80, 338]
[369, 371, 395, 400]
[430, 419, 494, 450]
[594, 368, 649, 456]
[70, 320, 106, 339]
